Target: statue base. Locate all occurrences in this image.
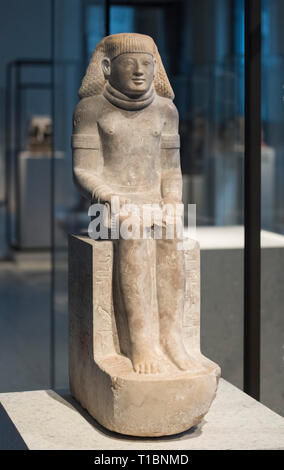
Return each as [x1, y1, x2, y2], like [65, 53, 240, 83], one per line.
[68, 235, 220, 437]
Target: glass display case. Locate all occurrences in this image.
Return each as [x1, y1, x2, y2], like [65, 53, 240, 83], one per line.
[260, 0, 284, 415]
[52, 0, 246, 393]
[0, 0, 283, 435]
[4, 0, 276, 416]
[0, 0, 283, 421]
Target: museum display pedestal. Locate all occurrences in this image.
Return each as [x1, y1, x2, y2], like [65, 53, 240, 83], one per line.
[0, 379, 283, 450]
[17, 151, 65, 248]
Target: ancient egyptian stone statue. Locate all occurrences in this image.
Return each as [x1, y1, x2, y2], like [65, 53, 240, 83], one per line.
[69, 33, 220, 436]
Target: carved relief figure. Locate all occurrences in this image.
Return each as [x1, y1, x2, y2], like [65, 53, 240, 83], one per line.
[72, 33, 203, 375]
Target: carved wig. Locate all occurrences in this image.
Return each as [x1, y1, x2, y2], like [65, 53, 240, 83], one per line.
[78, 33, 174, 100]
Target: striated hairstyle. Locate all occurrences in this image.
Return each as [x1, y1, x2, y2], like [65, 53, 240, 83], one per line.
[78, 33, 174, 100]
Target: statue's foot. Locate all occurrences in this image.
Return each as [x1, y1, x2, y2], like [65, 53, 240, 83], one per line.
[161, 333, 205, 373]
[197, 353, 221, 377]
[131, 346, 164, 374]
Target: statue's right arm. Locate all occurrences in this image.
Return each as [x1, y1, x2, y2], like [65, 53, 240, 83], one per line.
[72, 98, 112, 203]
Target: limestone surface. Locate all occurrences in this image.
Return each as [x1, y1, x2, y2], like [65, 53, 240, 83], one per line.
[69, 235, 220, 436]
[70, 33, 220, 436]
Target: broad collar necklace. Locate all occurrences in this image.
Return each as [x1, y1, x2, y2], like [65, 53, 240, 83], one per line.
[103, 82, 155, 111]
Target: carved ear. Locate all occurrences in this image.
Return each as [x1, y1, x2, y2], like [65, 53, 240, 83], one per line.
[101, 58, 111, 78]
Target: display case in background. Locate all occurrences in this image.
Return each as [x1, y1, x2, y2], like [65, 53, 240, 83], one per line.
[4, 61, 52, 249]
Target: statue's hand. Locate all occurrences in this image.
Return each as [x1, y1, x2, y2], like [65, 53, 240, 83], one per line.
[160, 196, 182, 206]
[103, 193, 134, 226]
[160, 197, 183, 229]
[117, 202, 155, 233]
[103, 193, 131, 208]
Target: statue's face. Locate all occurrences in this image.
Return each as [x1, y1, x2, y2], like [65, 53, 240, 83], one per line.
[103, 52, 155, 97]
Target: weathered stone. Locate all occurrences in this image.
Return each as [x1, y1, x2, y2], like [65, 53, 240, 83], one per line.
[70, 33, 220, 436]
[69, 235, 219, 436]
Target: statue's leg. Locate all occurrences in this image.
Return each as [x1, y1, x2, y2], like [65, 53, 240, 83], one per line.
[118, 238, 163, 374]
[156, 238, 204, 372]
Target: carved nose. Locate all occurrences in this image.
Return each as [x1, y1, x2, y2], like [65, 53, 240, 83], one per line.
[134, 64, 144, 76]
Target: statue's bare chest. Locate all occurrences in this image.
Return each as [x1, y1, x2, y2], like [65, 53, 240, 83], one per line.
[95, 103, 165, 187]
[97, 105, 164, 149]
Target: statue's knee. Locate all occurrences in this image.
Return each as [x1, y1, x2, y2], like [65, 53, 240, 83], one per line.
[157, 238, 178, 251]
[119, 239, 148, 266]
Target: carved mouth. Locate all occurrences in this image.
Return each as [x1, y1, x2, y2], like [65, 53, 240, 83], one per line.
[132, 79, 145, 84]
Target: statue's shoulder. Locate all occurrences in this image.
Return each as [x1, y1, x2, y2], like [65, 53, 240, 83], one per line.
[155, 95, 179, 122]
[73, 95, 105, 123]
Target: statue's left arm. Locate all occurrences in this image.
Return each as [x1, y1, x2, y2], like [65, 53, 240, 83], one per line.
[160, 101, 182, 203]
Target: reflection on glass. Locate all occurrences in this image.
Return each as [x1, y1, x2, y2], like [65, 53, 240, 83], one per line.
[260, 0, 284, 417]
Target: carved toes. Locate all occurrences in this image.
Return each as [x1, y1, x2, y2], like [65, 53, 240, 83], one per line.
[133, 359, 162, 375]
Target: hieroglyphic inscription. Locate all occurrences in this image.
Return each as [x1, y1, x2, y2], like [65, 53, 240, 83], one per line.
[183, 242, 200, 327]
[93, 241, 117, 357]
[183, 241, 200, 351]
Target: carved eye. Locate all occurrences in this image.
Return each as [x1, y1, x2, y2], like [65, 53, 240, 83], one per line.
[123, 59, 134, 66]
